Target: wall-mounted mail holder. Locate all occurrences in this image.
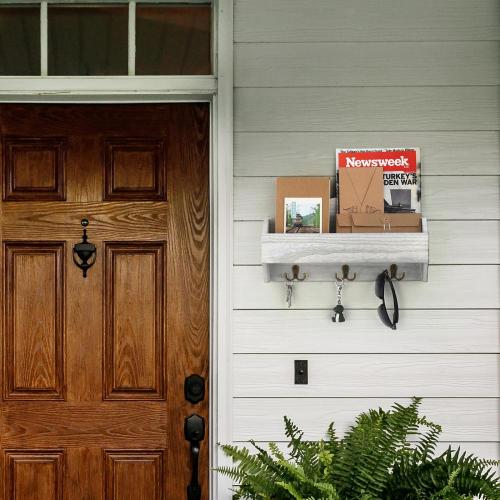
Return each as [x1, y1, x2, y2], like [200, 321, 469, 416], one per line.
[261, 218, 429, 282]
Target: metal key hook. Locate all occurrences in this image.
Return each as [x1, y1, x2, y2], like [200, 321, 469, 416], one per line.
[389, 264, 405, 281]
[335, 264, 356, 281]
[284, 264, 307, 282]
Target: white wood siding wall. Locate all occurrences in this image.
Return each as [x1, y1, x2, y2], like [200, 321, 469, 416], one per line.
[232, 0, 500, 459]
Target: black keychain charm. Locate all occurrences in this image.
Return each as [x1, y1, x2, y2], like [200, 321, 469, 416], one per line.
[332, 278, 346, 323]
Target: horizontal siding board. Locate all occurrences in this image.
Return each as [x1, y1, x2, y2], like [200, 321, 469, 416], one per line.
[234, 221, 261, 264]
[233, 310, 500, 354]
[233, 398, 499, 441]
[428, 221, 500, 264]
[408, 176, 497, 220]
[234, 132, 500, 176]
[235, 42, 500, 87]
[233, 265, 500, 309]
[235, 87, 500, 132]
[234, 177, 500, 220]
[435, 443, 499, 460]
[234, 221, 500, 265]
[233, 354, 499, 397]
[234, 0, 500, 42]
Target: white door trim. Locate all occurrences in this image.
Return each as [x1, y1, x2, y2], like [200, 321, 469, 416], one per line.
[209, 1, 234, 498]
[0, 1, 234, 498]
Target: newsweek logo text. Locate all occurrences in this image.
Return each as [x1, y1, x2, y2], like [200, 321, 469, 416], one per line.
[337, 150, 417, 173]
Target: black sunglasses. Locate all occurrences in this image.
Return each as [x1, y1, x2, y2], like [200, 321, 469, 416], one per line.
[375, 270, 399, 330]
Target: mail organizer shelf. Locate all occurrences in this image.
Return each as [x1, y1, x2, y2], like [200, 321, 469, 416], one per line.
[261, 218, 429, 282]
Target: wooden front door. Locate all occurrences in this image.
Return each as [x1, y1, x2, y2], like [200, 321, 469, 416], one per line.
[0, 104, 210, 500]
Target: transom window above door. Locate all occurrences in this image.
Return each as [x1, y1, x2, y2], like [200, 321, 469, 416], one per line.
[0, 1, 212, 76]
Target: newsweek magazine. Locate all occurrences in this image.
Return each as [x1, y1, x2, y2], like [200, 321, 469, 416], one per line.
[335, 148, 421, 213]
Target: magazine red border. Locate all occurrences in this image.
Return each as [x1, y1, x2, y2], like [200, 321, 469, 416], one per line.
[336, 148, 421, 213]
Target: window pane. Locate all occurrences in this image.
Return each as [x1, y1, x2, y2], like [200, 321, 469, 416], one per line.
[48, 4, 128, 75]
[136, 4, 211, 75]
[0, 5, 40, 76]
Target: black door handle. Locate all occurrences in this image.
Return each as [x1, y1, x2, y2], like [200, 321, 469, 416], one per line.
[187, 441, 201, 500]
[185, 414, 205, 500]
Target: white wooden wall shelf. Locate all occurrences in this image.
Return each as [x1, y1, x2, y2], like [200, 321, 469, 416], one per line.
[261, 218, 429, 282]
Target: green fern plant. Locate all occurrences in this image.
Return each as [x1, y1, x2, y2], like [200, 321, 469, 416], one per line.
[218, 398, 499, 500]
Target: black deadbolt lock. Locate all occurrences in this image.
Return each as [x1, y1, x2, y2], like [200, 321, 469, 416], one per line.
[185, 374, 205, 404]
[185, 413, 205, 442]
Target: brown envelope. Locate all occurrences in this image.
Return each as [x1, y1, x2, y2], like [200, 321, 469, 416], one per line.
[336, 213, 422, 233]
[338, 167, 384, 214]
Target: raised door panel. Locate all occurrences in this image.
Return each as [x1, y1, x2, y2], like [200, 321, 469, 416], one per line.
[3, 450, 64, 500]
[104, 242, 165, 400]
[3, 242, 65, 400]
[3, 138, 66, 201]
[104, 450, 164, 500]
[104, 139, 166, 201]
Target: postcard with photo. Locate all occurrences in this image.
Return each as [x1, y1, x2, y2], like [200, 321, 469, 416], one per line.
[284, 197, 322, 233]
[275, 177, 330, 233]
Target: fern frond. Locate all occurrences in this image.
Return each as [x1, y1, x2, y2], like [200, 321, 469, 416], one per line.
[388, 446, 500, 499]
[333, 397, 422, 498]
[413, 416, 442, 464]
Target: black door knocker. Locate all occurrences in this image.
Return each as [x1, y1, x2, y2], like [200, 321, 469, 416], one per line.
[73, 218, 97, 278]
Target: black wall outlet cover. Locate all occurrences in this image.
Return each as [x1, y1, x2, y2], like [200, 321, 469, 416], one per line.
[294, 360, 308, 384]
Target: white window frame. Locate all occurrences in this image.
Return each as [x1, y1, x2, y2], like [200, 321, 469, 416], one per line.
[0, 1, 234, 499]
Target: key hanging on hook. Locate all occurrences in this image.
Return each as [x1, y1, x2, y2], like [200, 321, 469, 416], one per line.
[332, 277, 346, 323]
[285, 281, 294, 309]
[283, 265, 307, 309]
